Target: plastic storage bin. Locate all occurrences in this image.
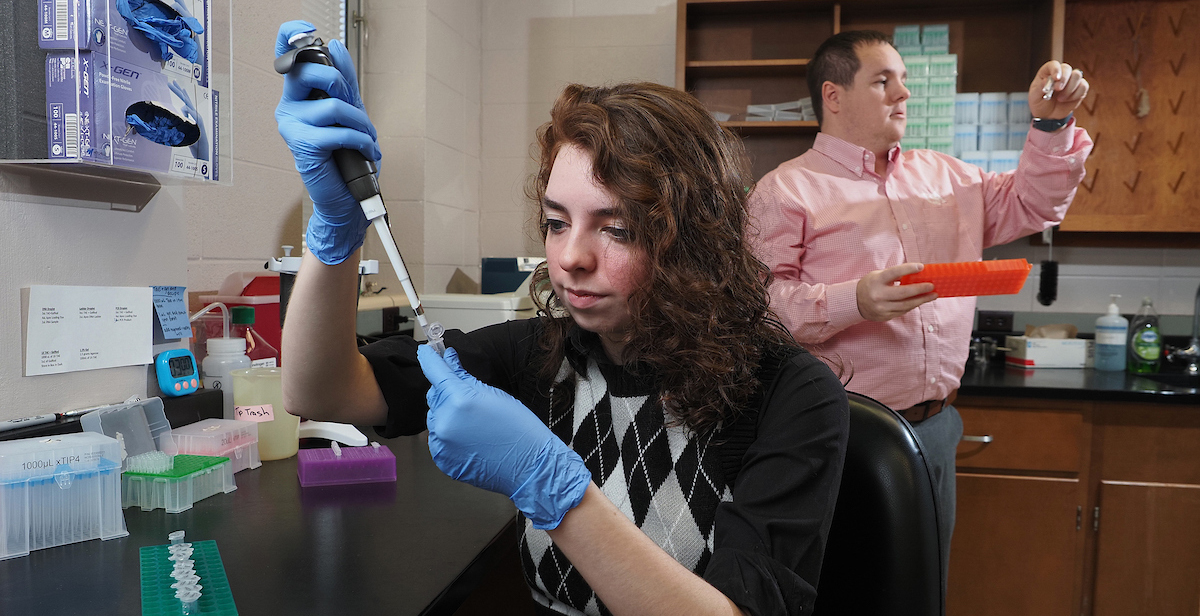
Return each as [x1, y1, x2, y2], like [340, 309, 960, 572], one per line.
[0, 432, 128, 560]
[122, 455, 236, 513]
[171, 419, 261, 474]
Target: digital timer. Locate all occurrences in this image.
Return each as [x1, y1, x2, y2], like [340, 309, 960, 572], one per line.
[156, 349, 199, 397]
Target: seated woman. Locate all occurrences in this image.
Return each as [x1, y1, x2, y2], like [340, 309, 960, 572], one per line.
[274, 20, 848, 616]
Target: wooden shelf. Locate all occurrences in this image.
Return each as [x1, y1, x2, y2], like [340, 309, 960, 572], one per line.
[686, 58, 809, 77]
[723, 120, 819, 132]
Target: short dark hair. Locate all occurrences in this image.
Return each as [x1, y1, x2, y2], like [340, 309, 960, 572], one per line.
[807, 30, 894, 126]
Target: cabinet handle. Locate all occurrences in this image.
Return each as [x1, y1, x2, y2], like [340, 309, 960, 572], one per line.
[961, 434, 994, 443]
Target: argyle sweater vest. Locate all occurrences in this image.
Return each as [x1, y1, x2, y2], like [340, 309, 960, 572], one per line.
[518, 356, 735, 616]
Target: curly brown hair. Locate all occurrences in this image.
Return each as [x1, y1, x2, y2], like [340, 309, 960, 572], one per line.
[526, 82, 798, 436]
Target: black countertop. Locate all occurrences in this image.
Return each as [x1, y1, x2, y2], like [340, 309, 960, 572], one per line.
[0, 433, 517, 616]
[958, 361, 1200, 404]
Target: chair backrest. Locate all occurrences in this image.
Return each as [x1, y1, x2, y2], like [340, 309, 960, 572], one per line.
[812, 392, 945, 616]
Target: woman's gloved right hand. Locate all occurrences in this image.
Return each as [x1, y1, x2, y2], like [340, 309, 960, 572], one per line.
[274, 20, 382, 266]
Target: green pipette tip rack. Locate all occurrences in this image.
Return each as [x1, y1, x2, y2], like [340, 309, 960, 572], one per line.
[140, 540, 238, 615]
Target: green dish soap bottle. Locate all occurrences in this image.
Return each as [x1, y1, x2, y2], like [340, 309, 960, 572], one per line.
[1128, 297, 1162, 374]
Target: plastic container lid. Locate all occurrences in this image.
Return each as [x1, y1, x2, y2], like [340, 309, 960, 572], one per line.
[171, 419, 258, 457]
[207, 337, 247, 355]
[0, 432, 122, 481]
[231, 306, 255, 325]
[80, 397, 178, 462]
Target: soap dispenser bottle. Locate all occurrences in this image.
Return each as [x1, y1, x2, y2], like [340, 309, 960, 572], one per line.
[1095, 295, 1128, 372]
[1128, 297, 1162, 374]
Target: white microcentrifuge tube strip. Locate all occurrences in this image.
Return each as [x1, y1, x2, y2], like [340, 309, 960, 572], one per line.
[360, 197, 446, 355]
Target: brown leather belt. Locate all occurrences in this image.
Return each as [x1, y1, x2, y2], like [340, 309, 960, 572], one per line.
[898, 390, 958, 423]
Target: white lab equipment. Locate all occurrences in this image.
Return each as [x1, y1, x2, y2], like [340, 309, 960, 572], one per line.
[989, 150, 1021, 173]
[905, 55, 930, 78]
[1008, 122, 1031, 150]
[960, 150, 990, 170]
[979, 124, 1009, 151]
[954, 124, 979, 156]
[1008, 92, 1032, 124]
[928, 54, 958, 77]
[955, 93, 980, 124]
[979, 92, 1009, 125]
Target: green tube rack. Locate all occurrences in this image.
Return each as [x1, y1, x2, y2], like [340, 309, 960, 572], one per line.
[123, 455, 236, 513]
[140, 540, 237, 615]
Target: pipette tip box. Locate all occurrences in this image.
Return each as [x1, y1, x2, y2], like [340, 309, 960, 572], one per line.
[0, 432, 128, 560]
[899, 258, 1031, 297]
[171, 419, 261, 474]
[297, 442, 397, 487]
[140, 540, 237, 616]
[123, 455, 236, 513]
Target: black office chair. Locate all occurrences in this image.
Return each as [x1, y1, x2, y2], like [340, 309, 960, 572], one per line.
[812, 392, 945, 616]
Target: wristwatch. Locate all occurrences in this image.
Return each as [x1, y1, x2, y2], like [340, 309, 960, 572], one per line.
[1031, 113, 1072, 133]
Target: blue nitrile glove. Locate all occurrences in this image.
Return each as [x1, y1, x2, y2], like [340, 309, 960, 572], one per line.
[418, 345, 591, 530]
[274, 20, 382, 265]
[116, 0, 204, 63]
[169, 80, 208, 160]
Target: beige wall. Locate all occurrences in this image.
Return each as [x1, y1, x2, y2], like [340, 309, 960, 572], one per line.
[479, 0, 677, 259]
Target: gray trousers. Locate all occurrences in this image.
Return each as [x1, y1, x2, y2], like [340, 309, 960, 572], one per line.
[909, 404, 963, 592]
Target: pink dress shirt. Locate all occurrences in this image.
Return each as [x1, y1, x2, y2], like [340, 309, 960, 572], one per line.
[749, 124, 1093, 411]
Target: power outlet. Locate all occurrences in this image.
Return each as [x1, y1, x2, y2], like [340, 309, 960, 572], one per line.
[978, 310, 1014, 332]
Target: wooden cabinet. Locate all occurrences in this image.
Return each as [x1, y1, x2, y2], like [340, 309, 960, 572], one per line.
[675, 0, 1059, 180]
[1059, 0, 1200, 233]
[951, 399, 1089, 615]
[1092, 482, 1200, 616]
[952, 396, 1200, 616]
[954, 474, 1083, 616]
[1089, 402, 1200, 615]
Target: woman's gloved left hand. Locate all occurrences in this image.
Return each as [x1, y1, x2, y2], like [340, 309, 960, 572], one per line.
[418, 345, 591, 530]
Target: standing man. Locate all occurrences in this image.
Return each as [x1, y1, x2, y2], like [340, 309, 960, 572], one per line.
[748, 30, 1092, 592]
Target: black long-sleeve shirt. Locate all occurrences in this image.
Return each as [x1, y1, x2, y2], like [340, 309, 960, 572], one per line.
[360, 319, 848, 615]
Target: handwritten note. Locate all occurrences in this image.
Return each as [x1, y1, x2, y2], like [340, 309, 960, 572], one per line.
[234, 405, 275, 423]
[152, 286, 192, 340]
[23, 286, 152, 376]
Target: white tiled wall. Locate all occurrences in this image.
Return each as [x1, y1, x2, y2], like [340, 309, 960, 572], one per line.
[979, 241, 1200, 317]
[479, 0, 677, 260]
[360, 0, 483, 295]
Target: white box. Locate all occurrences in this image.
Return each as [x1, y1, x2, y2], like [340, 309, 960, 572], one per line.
[417, 293, 536, 338]
[1004, 336, 1088, 368]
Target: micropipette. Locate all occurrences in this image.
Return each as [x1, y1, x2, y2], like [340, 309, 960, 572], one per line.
[275, 31, 446, 355]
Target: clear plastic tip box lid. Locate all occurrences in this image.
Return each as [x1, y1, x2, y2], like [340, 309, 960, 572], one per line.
[171, 419, 261, 474]
[0, 432, 128, 560]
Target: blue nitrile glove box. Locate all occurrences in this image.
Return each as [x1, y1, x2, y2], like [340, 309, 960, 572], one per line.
[45, 50, 219, 180]
[38, 0, 210, 87]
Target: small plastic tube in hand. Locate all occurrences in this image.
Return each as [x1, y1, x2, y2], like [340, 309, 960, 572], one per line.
[418, 346, 590, 529]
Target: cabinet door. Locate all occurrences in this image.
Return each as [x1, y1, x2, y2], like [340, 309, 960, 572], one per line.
[1093, 481, 1200, 616]
[949, 474, 1082, 616]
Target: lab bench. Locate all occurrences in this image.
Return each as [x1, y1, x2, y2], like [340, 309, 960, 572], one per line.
[0, 432, 517, 616]
[950, 363, 1200, 616]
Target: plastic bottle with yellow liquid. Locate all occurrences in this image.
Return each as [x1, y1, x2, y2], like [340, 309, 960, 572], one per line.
[232, 367, 300, 460]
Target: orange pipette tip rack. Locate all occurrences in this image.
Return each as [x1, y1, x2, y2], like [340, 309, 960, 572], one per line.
[899, 259, 1031, 297]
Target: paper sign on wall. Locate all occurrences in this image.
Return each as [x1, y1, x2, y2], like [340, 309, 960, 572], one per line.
[152, 286, 192, 340]
[22, 286, 153, 376]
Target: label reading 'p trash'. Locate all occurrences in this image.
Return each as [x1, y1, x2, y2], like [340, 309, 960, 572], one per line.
[234, 405, 275, 422]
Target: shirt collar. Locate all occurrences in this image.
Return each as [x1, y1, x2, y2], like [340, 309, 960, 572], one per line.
[812, 133, 902, 178]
